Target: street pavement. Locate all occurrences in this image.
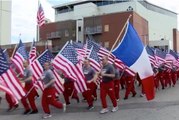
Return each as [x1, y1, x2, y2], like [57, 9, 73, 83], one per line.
[1, 81, 179, 120]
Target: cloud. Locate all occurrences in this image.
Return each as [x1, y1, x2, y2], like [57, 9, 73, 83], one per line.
[148, 0, 179, 13]
[11, 0, 54, 44]
[11, 0, 179, 44]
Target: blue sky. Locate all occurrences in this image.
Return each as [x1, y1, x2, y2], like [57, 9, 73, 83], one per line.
[11, 0, 179, 44]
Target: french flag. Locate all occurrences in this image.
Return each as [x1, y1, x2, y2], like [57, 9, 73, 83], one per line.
[112, 22, 155, 100]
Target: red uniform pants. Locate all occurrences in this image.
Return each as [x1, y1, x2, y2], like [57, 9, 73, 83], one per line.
[63, 81, 79, 104]
[21, 83, 38, 111]
[154, 75, 159, 89]
[5, 93, 17, 108]
[171, 72, 177, 86]
[82, 82, 96, 106]
[42, 87, 63, 114]
[114, 80, 120, 100]
[100, 81, 117, 108]
[159, 72, 165, 89]
[125, 77, 136, 98]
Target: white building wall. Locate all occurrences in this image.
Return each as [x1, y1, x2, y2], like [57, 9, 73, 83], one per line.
[98, 2, 136, 15]
[135, 2, 177, 49]
[54, 1, 177, 49]
[0, 1, 11, 45]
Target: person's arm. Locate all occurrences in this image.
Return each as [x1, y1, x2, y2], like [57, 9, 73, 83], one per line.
[101, 66, 115, 78]
[87, 68, 96, 83]
[23, 76, 32, 82]
[44, 79, 55, 89]
[101, 73, 115, 78]
[21, 70, 32, 82]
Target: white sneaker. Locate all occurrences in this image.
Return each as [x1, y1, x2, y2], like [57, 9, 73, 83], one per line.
[42, 114, 52, 119]
[63, 103, 66, 112]
[140, 93, 145, 97]
[111, 106, 118, 112]
[100, 108, 109, 114]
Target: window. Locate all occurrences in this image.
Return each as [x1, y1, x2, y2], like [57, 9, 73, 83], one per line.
[78, 26, 81, 32]
[65, 30, 69, 37]
[104, 41, 109, 48]
[104, 25, 109, 32]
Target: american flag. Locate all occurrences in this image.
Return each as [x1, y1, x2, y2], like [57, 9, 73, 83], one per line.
[168, 50, 179, 67]
[145, 46, 158, 68]
[3, 49, 9, 63]
[53, 41, 87, 93]
[29, 40, 37, 64]
[86, 39, 115, 64]
[37, 3, 45, 27]
[11, 40, 28, 75]
[72, 41, 87, 60]
[0, 78, 18, 104]
[31, 49, 64, 93]
[154, 48, 166, 64]
[154, 49, 172, 69]
[0, 48, 25, 100]
[88, 46, 101, 71]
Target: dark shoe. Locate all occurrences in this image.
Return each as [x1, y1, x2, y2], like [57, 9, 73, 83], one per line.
[66, 102, 70, 105]
[7, 107, 13, 112]
[12, 104, 19, 111]
[76, 98, 80, 103]
[30, 110, 38, 114]
[132, 93, 136, 97]
[82, 98, 87, 102]
[87, 106, 94, 110]
[23, 109, 31, 115]
[124, 97, 128, 100]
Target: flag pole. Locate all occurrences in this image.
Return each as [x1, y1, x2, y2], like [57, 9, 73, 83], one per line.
[11, 34, 21, 57]
[109, 14, 132, 54]
[36, 0, 40, 42]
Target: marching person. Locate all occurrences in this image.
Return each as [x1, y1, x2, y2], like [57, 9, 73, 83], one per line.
[5, 93, 19, 111]
[0, 78, 19, 111]
[113, 64, 124, 101]
[21, 60, 39, 114]
[82, 58, 96, 110]
[97, 56, 118, 114]
[171, 66, 177, 87]
[41, 62, 66, 119]
[123, 71, 137, 100]
[158, 64, 165, 89]
[63, 76, 79, 105]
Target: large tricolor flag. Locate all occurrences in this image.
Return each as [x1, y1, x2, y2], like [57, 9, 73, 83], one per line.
[37, 3, 45, 27]
[112, 22, 155, 100]
[0, 48, 25, 100]
[87, 38, 135, 76]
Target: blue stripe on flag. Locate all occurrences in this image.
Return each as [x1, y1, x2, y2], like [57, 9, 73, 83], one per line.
[112, 22, 144, 67]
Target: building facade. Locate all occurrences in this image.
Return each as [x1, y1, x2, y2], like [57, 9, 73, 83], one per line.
[40, 0, 179, 51]
[0, 0, 11, 45]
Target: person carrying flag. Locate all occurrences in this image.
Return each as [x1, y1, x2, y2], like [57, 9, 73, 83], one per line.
[63, 75, 79, 105]
[82, 58, 96, 110]
[97, 56, 118, 114]
[41, 62, 66, 119]
[20, 60, 39, 114]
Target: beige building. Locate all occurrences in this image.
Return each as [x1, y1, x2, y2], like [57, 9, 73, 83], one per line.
[0, 0, 11, 45]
